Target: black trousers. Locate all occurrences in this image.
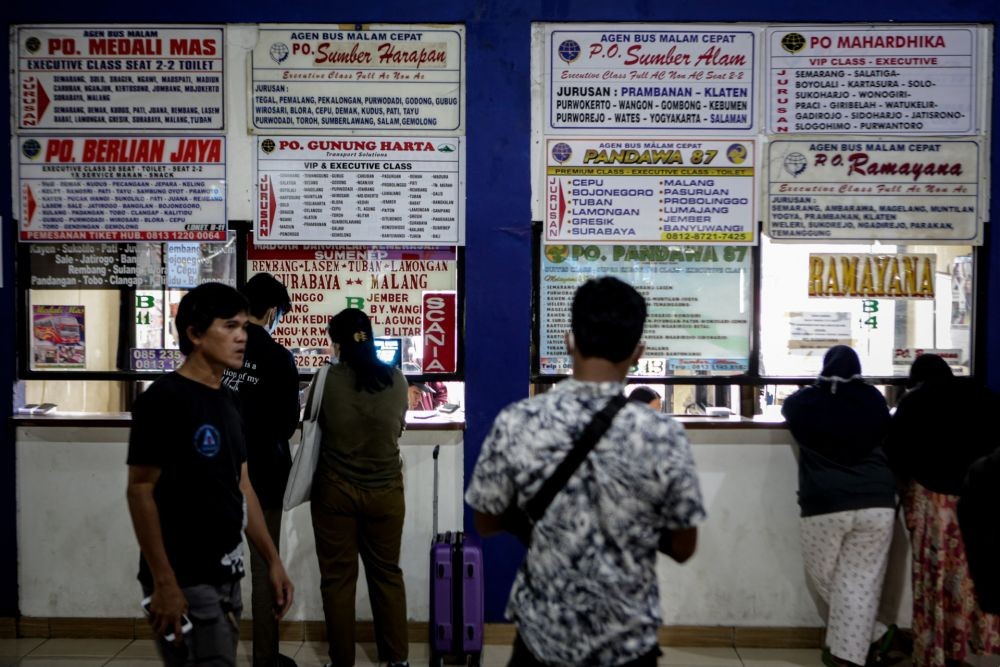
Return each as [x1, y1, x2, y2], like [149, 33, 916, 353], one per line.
[507, 632, 661, 667]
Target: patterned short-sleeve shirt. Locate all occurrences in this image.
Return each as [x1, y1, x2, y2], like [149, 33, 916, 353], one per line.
[466, 379, 706, 666]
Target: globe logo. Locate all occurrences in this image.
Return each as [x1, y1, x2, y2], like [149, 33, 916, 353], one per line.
[260, 139, 276, 154]
[22, 139, 42, 160]
[783, 152, 808, 177]
[726, 143, 748, 165]
[269, 42, 290, 64]
[25, 37, 41, 54]
[781, 33, 806, 54]
[545, 245, 570, 264]
[558, 40, 581, 64]
[551, 142, 572, 163]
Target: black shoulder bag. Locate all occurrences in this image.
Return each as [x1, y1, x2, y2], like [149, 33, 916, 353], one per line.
[500, 394, 628, 546]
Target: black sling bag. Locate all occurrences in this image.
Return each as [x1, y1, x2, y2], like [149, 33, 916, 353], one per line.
[500, 394, 628, 546]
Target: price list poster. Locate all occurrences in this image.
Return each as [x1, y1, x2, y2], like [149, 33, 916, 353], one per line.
[15, 25, 224, 130]
[765, 25, 986, 135]
[250, 25, 464, 132]
[18, 136, 227, 242]
[544, 24, 759, 134]
[255, 136, 464, 245]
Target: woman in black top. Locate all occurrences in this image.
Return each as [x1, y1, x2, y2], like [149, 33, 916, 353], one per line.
[886, 354, 1000, 667]
[782, 345, 897, 667]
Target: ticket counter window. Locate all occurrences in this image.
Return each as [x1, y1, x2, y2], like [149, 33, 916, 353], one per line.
[759, 235, 974, 380]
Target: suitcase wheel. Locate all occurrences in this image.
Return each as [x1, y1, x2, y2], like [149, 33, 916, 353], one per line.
[468, 651, 482, 667]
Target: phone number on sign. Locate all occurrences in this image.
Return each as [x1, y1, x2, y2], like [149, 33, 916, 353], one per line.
[659, 232, 753, 242]
[296, 354, 332, 368]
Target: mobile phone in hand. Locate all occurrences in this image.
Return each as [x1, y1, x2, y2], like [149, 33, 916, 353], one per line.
[141, 596, 192, 641]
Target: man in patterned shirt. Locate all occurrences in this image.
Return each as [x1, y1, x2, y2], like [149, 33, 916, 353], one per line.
[466, 276, 706, 666]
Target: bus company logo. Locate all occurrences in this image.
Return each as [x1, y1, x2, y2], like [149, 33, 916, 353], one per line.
[726, 143, 748, 165]
[551, 142, 572, 163]
[783, 152, 808, 177]
[557, 40, 582, 63]
[21, 139, 42, 160]
[436, 143, 456, 153]
[545, 245, 570, 264]
[260, 138, 276, 154]
[781, 33, 807, 54]
[269, 42, 290, 64]
[24, 36, 41, 53]
[193, 425, 221, 457]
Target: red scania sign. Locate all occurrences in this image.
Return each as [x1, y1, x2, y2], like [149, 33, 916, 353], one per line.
[422, 291, 456, 373]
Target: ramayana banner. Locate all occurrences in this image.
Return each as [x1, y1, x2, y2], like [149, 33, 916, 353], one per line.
[545, 138, 755, 244]
[16, 25, 224, 130]
[766, 139, 981, 244]
[250, 25, 464, 132]
[807, 253, 936, 299]
[539, 244, 751, 375]
[19, 136, 227, 242]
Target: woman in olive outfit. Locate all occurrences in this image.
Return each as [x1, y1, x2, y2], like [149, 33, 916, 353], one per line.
[308, 308, 410, 667]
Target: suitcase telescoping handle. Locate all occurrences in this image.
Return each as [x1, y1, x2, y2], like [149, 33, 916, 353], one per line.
[432, 444, 440, 538]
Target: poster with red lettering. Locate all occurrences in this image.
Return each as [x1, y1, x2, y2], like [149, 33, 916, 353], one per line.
[247, 239, 459, 371]
[16, 25, 224, 131]
[18, 136, 227, 242]
[766, 25, 983, 135]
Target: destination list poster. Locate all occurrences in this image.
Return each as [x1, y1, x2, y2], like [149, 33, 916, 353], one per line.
[546, 25, 757, 133]
[539, 244, 751, 375]
[256, 136, 463, 245]
[251, 26, 464, 132]
[545, 138, 755, 244]
[16, 25, 224, 130]
[766, 26, 977, 135]
[767, 139, 981, 243]
[19, 136, 227, 242]
[247, 240, 457, 370]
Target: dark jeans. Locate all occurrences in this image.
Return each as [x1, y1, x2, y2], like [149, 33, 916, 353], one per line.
[508, 632, 661, 667]
[144, 580, 242, 667]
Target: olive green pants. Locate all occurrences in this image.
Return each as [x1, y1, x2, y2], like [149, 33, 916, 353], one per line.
[311, 472, 407, 667]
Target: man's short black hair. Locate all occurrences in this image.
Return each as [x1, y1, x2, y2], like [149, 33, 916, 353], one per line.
[175, 283, 248, 355]
[241, 272, 292, 319]
[571, 277, 647, 363]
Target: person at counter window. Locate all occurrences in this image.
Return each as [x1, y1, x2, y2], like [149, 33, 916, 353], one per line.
[781, 345, 898, 667]
[886, 354, 1000, 667]
[628, 385, 662, 412]
[307, 308, 410, 667]
[126, 283, 294, 667]
[467, 277, 705, 666]
[223, 273, 300, 667]
[407, 380, 448, 411]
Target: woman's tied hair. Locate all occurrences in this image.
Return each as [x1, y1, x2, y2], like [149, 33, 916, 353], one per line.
[353, 331, 368, 343]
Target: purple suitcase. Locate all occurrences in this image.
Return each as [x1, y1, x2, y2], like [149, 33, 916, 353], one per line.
[430, 445, 484, 667]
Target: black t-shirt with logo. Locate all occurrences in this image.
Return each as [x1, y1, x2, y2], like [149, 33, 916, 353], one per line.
[222, 323, 300, 510]
[128, 372, 247, 587]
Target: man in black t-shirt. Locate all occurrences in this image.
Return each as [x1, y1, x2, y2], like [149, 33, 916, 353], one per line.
[223, 273, 299, 667]
[127, 283, 294, 667]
